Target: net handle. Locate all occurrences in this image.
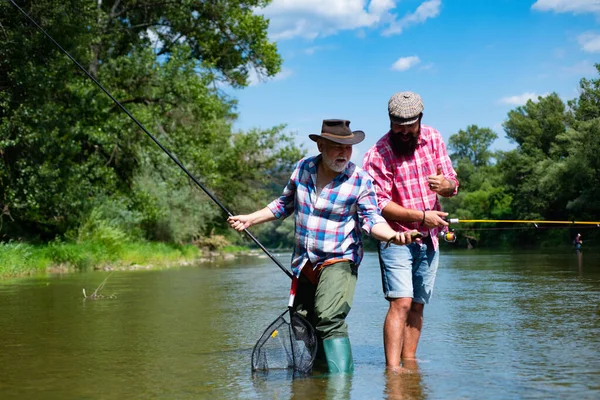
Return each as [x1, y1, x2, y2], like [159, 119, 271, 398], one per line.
[287, 275, 298, 310]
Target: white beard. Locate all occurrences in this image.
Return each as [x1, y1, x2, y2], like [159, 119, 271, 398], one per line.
[323, 156, 348, 173]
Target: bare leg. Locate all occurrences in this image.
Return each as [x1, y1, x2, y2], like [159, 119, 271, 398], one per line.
[383, 297, 412, 368]
[401, 302, 424, 359]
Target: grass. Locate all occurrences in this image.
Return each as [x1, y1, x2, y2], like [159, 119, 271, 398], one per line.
[0, 240, 202, 279]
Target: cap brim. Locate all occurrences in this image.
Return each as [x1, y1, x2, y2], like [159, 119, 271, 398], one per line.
[390, 115, 420, 125]
[309, 130, 365, 145]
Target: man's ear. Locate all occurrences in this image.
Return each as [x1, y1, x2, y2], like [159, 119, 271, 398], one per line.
[317, 139, 324, 152]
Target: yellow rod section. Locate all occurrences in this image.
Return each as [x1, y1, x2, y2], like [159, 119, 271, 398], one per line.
[449, 219, 600, 225]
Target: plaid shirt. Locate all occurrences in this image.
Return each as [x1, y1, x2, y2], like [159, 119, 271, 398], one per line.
[362, 125, 458, 250]
[268, 155, 386, 277]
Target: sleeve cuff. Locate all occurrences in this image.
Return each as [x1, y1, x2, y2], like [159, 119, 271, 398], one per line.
[267, 201, 284, 219]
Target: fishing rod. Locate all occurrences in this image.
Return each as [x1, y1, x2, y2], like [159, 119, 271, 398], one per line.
[9, 0, 293, 280]
[438, 218, 600, 242]
[452, 225, 600, 232]
[448, 218, 600, 226]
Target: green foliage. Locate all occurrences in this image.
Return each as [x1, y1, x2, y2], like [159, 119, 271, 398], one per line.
[449, 125, 498, 168]
[0, 0, 302, 243]
[445, 71, 600, 248]
[0, 241, 50, 276]
[503, 93, 567, 158]
[0, 239, 200, 278]
[568, 64, 600, 122]
[132, 168, 221, 243]
[193, 234, 230, 251]
[3, 2, 598, 252]
[73, 208, 130, 249]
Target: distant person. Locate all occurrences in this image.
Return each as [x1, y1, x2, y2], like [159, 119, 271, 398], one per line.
[362, 91, 459, 371]
[573, 233, 582, 251]
[228, 119, 418, 374]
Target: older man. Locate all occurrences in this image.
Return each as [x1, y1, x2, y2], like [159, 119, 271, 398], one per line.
[229, 119, 417, 374]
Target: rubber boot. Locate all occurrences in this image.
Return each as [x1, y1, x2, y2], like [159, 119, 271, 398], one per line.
[322, 337, 354, 374]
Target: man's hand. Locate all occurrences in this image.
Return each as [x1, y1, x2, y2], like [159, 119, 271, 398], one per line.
[427, 165, 453, 195]
[423, 210, 449, 229]
[386, 230, 422, 248]
[227, 215, 253, 232]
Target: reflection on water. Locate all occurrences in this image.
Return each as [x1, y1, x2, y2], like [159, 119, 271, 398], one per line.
[384, 359, 425, 400]
[290, 374, 353, 400]
[0, 250, 599, 399]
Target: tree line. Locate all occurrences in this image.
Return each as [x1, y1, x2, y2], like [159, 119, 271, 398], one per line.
[1, 1, 598, 250]
[1, 0, 303, 247]
[444, 69, 600, 248]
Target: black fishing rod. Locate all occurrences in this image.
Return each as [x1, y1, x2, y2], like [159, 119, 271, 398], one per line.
[8, 0, 293, 280]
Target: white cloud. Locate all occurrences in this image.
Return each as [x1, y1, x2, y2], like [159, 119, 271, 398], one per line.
[273, 68, 294, 81]
[531, 0, 600, 15]
[263, 0, 380, 40]
[577, 32, 600, 53]
[562, 60, 598, 75]
[391, 56, 421, 71]
[303, 45, 335, 55]
[499, 92, 549, 106]
[260, 0, 441, 40]
[369, 0, 396, 15]
[384, 0, 442, 36]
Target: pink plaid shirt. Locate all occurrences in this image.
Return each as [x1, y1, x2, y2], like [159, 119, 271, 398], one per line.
[362, 125, 458, 250]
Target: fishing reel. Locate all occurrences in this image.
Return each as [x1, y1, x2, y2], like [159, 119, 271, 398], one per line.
[439, 228, 456, 243]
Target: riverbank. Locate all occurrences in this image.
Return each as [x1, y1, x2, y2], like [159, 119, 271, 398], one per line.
[0, 240, 250, 279]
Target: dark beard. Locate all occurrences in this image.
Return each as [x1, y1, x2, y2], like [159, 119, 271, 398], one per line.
[389, 130, 419, 157]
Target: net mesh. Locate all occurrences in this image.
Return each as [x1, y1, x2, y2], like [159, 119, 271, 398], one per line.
[251, 308, 317, 374]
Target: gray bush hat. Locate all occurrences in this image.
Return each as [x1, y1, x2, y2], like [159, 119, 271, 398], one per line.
[388, 91, 424, 125]
[309, 119, 365, 145]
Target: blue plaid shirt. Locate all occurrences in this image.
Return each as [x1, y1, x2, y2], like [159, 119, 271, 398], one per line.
[268, 155, 386, 277]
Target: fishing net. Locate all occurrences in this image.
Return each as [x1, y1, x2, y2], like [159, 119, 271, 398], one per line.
[251, 308, 318, 375]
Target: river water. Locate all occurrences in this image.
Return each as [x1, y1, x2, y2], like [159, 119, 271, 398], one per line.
[0, 249, 599, 399]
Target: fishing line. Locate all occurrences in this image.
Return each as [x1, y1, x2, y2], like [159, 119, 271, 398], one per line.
[8, 0, 293, 279]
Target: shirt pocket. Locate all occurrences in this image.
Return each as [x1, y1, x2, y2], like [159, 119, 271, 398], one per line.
[328, 195, 356, 218]
[421, 153, 437, 177]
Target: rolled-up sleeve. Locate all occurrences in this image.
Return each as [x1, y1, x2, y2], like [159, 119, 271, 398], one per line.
[362, 149, 394, 211]
[357, 176, 387, 235]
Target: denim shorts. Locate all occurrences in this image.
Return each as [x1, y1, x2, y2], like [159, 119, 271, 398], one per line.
[378, 236, 439, 304]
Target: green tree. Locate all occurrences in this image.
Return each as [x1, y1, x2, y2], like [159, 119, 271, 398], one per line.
[445, 125, 511, 246]
[499, 93, 569, 219]
[562, 63, 600, 217]
[447, 124, 499, 196]
[568, 63, 600, 122]
[0, 0, 301, 242]
[448, 125, 498, 168]
[503, 93, 567, 158]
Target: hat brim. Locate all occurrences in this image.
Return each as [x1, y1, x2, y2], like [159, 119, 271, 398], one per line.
[390, 115, 420, 125]
[309, 130, 365, 145]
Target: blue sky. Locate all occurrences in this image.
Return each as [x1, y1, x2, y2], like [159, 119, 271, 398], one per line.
[228, 0, 600, 164]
